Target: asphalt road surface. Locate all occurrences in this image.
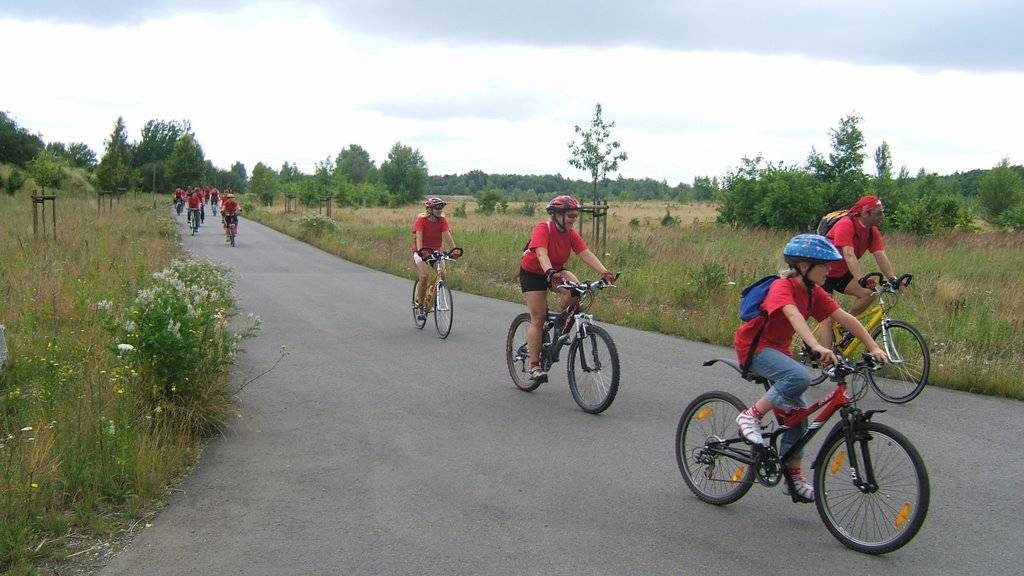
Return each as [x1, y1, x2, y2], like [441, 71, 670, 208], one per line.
[100, 213, 1023, 575]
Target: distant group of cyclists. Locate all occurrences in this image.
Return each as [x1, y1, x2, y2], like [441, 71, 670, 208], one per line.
[412, 191, 904, 504]
[173, 186, 240, 242]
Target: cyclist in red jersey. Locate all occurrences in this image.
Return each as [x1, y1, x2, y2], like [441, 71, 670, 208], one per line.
[221, 192, 240, 240]
[185, 189, 203, 227]
[822, 195, 901, 316]
[412, 197, 457, 320]
[519, 195, 615, 384]
[734, 234, 886, 502]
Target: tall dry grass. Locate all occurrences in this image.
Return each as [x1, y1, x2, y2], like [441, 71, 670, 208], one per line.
[248, 198, 1023, 399]
[0, 194, 246, 572]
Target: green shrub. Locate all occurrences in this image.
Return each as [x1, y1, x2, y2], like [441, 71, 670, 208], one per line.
[6, 170, 26, 195]
[660, 208, 680, 226]
[101, 258, 258, 434]
[299, 215, 338, 237]
[452, 203, 467, 218]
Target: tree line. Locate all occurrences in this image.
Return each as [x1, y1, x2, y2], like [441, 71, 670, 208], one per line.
[3, 108, 1021, 233]
[714, 114, 1024, 233]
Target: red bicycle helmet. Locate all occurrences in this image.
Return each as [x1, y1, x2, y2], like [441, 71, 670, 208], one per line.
[424, 197, 446, 209]
[545, 195, 580, 214]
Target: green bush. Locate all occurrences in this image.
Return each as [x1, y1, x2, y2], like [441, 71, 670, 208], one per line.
[660, 207, 679, 226]
[520, 201, 536, 216]
[101, 258, 258, 434]
[5, 170, 26, 195]
[299, 215, 338, 237]
[452, 203, 467, 218]
[474, 189, 504, 214]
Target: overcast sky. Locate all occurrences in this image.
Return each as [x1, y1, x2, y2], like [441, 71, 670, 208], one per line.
[2, 1, 1022, 185]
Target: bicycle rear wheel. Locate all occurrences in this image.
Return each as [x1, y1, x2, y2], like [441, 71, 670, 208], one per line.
[434, 281, 453, 339]
[411, 279, 427, 329]
[868, 321, 929, 403]
[505, 312, 540, 391]
[815, 421, 929, 554]
[567, 325, 619, 413]
[676, 391, 755, 505]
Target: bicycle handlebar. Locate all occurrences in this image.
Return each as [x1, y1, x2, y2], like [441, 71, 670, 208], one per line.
[556, 272, 620, 293]
[425, 247, 464, 263]
[858, 272, 912, 293]
[823, 352, 884, 382]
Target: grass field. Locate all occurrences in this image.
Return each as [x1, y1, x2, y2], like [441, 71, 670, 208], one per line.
[0, 193, 250, 573]
[246, 197, 1024, 399]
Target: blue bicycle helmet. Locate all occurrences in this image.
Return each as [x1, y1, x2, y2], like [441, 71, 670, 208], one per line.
[783, 234, 842, 264]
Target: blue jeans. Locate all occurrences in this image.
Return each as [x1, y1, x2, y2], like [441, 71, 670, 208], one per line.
[748, 347, 810, 459]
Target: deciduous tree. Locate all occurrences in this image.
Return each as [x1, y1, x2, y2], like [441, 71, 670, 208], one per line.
[568, 103, 628, 204]
[379, 142, 428, 205]
[96, 116, 133, 191]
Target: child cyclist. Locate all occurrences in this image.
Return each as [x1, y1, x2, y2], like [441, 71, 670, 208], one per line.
[734, 234, 887, 502]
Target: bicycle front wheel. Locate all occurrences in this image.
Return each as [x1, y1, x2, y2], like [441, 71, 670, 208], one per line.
[434, 281, 453, 339]
[869, 320, 929, 403]
[411, 279, 427, 329]
[815, 421, 929, 554]
[505, 313, 540, 391]
[676, 391, 754, 505]
[566, 325, 619, 413]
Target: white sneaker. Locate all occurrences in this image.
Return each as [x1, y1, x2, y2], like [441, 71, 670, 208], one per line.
[736, 409, 764, 445]
[783, 475, 815, 503]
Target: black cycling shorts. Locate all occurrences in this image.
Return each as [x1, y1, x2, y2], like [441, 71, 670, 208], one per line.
[519, 268, 549, 293]
[822, 272, 853, 294]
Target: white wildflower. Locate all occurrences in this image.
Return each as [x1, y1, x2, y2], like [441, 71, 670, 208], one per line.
[20, 426, 33, 432]
[96, 300, 112, 311]
[124, 321, 137, 332]
[117, 343, 135, 352]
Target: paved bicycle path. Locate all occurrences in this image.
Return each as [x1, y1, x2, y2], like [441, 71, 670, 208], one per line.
[100, 213, 1022, 576]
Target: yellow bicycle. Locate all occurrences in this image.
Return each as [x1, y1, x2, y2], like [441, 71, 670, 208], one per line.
[412, 248, 462, 339]
[796, 273, 929, 403]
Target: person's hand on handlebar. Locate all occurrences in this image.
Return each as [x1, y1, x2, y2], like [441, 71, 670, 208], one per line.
[600, 271, 616, 286]
[545, 268, 565, 286]
[866, 347, 888, 365]
[811, 345, 838, 368]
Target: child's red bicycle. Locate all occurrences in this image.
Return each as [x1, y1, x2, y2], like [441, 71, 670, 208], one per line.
[675, 352, 929, 554]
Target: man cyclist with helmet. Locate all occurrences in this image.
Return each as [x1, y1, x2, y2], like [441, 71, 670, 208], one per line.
[520, 195, 616, 384]
[185, 188, 203, 228]
[413, 197, 457, 321]
[733, 234, 887, 503]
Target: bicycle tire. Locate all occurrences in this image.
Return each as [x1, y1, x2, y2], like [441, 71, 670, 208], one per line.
[676, 391, 755, 505]
[566, 325, 619, 413]
[868, 321, 929, 403]
[434, 281, 453, 339]
[506, 312, 540, 391]
[815, 421, 929, 554]
[411, 279, 427, 329]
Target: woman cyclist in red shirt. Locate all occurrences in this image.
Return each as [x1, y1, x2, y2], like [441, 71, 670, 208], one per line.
[520, 195, 615, 384]
[412, 197, 457, 320]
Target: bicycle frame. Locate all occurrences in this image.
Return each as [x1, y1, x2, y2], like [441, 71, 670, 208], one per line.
[539, 306, 596, 369]
[422, 256, 451, 312]
[702, 362, 884, 492]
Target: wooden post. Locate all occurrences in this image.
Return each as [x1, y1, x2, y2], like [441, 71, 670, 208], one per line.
[31, 195, 57, 240]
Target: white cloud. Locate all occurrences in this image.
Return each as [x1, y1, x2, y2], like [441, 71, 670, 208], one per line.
[2, 3, 1022, 187]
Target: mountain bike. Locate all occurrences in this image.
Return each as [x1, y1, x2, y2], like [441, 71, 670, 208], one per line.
[795, 273, 929, 403]
[676, 352, 929, 554]
[505, 274, 620, 414]
[412, 248, 463, 339]
[188, 207, 201, 235]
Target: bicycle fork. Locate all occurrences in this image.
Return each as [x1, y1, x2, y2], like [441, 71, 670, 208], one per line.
[877, 320, 905, 365]
[839, 407, 883, 493]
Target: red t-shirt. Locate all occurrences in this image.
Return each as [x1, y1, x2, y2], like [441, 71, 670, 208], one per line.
[174, 189, 184, 199]
[412, 214, 450, 251]
[734, 276, 839, 364]
[221, 199, 239, 214]
[826, 216, 884, 278]
[520, 221, 588, 275]
[186, 194, 202, 209]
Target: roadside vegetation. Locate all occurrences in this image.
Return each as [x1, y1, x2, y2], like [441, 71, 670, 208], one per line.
[245, 198, 1023, 400]
[0, 195, 256, 574]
